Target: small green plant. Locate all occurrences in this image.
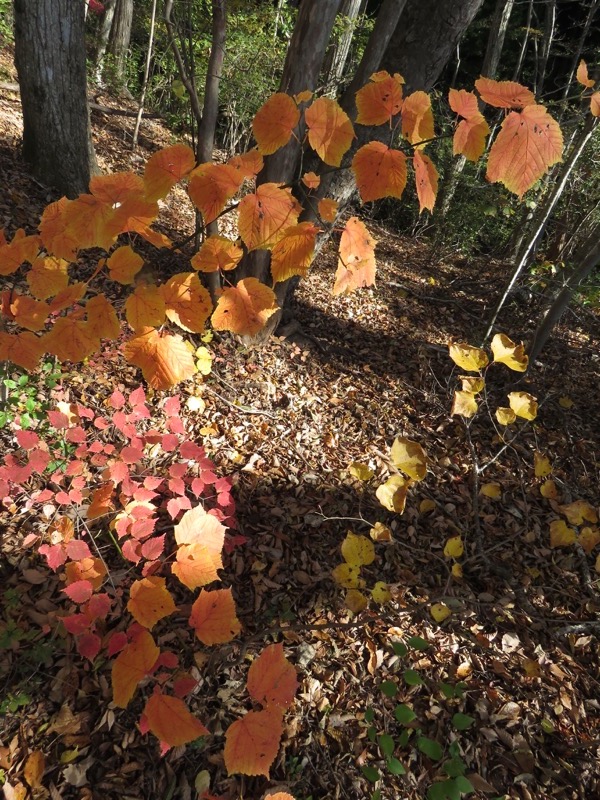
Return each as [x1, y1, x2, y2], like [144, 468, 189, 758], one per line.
[0, 360, 62, 429]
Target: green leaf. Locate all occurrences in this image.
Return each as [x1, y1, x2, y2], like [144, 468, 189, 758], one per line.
[364, 707, 375, 723]
[404, 669, 424, 686]
[443, 757, 466, 778]
[3, 379, 17, 389]
[439, 682, 457, 699]
[386, 757, 406, 776]
[452, 713, 475, 731]
[371, 791, 382, 800]
[417, 736, 443, 761]
[362, 765, 380, 784]
[454, 776, 474, 794]
[380, 680, 397, 697]
[18, 375, 29, 387]
[408, 635, 430, 651]
[392, 641, 408, 657]
[427, 782, 451, 800]
[394, 703, 416, 724]
[367, 725, 377, 743]
[398, 728, 411, 747]
[378, 734, 395, 758]
[0, 411, 10, 428]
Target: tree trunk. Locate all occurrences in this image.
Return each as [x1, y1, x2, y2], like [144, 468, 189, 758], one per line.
[323, 0, 364, 93]
[132, 0, 157, 148]
[14, 0, 98, 198]
[108, 0, 134, 87]
[535, 0, 556, 99]
[95, 0, 117, 83]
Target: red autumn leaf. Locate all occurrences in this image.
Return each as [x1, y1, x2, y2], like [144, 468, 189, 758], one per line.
[252, 93, 300, 155]
[475, 76, 535, 109]
[413, 150, 438, 212]
[161, 272, 213, 333]
[352, 142, 407, 202]
[238, 183, 301, 251]
[125, 283, 166, 332]
[112, 629, 160, 708]
[401, 91, 434, 146]
[188, 587, 241, 645]
[486, 104, 563, 197]
[65, 539, 92, 560]
[211, 278, 278, 336]
[0, 331, 45, 371]
[355, 70, 404, 126]
[77, 632, 102, 661]
[305, 97, 355, 167]
[188, 163, 243, 224]
[144, 143, 196, 202]
[123, 329, 197, 389]
[63, 579, 94, 604]
[270, 223, 319, 284]
[224, 708, 283, 777]
[127, 576, 176, 629]
[107, 245, 144, 285]
[191, 235, 243, 273]
[332, 217, 376, 296]
[86, 294, 121, 341]
[26, 255, 69, 300]
[247, 643, 298, 709]
[39, 543, 67, 571]
[143, 690, 209, 746]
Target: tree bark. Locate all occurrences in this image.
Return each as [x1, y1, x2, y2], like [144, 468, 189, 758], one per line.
[14, 0, 98, 198]
[95, 0, 116, 82]
[132, 0, 157, 147]
[323, 0, 364, 93]
[108, 0, 134, 87]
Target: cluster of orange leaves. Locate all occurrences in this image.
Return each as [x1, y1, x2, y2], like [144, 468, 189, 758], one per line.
[0, 72, 581, 390]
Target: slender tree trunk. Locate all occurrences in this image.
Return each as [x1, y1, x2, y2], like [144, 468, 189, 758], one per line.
[535, 0, 556, 99]
[164, 0, 204, 143]
[323, 0, 364, 93]
[512, 0, 533, 82]
[108, 0, 134, 87]
[14, 0, 98, 198]
[132, 0, 157, 147]
[95, 0, 116, 82]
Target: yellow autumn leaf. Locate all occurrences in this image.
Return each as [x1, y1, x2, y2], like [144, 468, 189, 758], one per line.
[480, 482, 501, 499]
[460, 376, 485, 393]
[449, 342, 489, 372]
[579, 527, 600, 554]
[390, 436, 427, 481]
[376, 474, 410, 513]
[348, 461, 374, 481]
[370, 522, 392, 542]
[549, 519, 576, 548]
[523, 658, 541, 678]
[430, 602, 452, 622]
[534, 452, 552, 477]
[559, 500, 598, 526]
[540, 479, 558, 499]
[332, 563, 363, 589]
[345, 589, 369, 613]
[371, 581, 392, 604]
[195, 346, 213, 375]
[341, 531, 375, 566]
[419, 499, 436, 514]
[451, 390, 478, 418]
[444, 536, 464, 559]
[186, 395, 206, 413]
[596, 554, 600, 574]
[508, 391, 538, 420]
[451, 563, 463, 579]
[490, 333, 528, 372]
[558, 395, 573, 409]
[495, 406, 516, 425]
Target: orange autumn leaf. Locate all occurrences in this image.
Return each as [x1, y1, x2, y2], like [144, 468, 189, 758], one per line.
[0, 228, 40, 276]
[487, 104, 563, 197]
[123, 329, 197, 389]
[39, 197, 78, 260]
[65, 557, 107, 590]
[301, 171, 321, 189]
[188, 162, 243, 224]
[44, 316, 100, 362]
[125, 283, 166, 332]
[26, 255, 69, 300]
[576, 59, 595, 88]
[143, 690, 209, 746]
[212, 278, 278, 335]
[270, 222, 319, 283]
[62, 193, 116, 251]
[86, 294, 120, 341]
[161, 272, 213, 333]
[238, 183, 301, 251]
[294, 89, 312, 104]
[189, 587, 241, 645]
[352, 142, 407, 202]
[10, 295, 50, 332]
[224, 708, 283, 777]
[48, 282, 86, 314]
[401, 91, 434, 146]
[127, 576, 176, 629]
[448, 88, 489, 161]
[317, 197, 338, 223]
[174, 504, 227, 547]
[413, 150, 438, 212]
[475, 77, 536, 109]
[144, 143, 196, 202]
[0, 331, 45, 371]
[90, 171, 145, 205]
[130, 222, 172, 250]
[305, 97, 355, 167]
[252, 92, 300, 155]
[172, 504, 225, 589]
[87, 482, 115, 520]
[247, 643, 298, 709]
[107, 245, 144, 285]
[191, 235, 243, 273]
[355, 70, 404, 126]
[108, 195, 160, 240]
[448, 88, 480, 119]
[112, 629, 159, 708]
[227, 148, 264, 179]
[591, 92, 600, 117]
[332, 216, 376, 296]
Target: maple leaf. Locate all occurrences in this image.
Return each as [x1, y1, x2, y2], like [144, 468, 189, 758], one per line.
[49, 282, 86, 313]
[112, 629, 160, 708]
[144, 143, 196, 202]
[352, 142, 407, 203]
[252, 92, 300, 155]
[0, 228, 40, 276]
[355, 70, 404, 126]
[45, 315, 100, 362]
[486, 104, 563, 197]
[125, 283, 166, 332]
[127, 577, 176, 629]
[161, 272, 213, 333]
[188, 587, 241, 644]
[0, 332, 44, 371]
[475, 77, 535, 109]
[188, 163, 243, 224]
[26, 255, 69, 300]
[238, 183, 301, 251]
[270, 223, 319, 284]
[332, 217, 376, 296]
[305, 97, 355, 167]
[224, 708, 283, 777]
[107, 245, 144, 285]
[10, 294, 50, 332]
[212, 278, 278, 336]
[86, 294, 121, 341]
[247, 642, 298, 709]
[123, 329, 197, 389]
[402, 91, 434, 146]
[143, 690, 209, 746]
[191, 235, 243, 273]
[576, 59, 595, 88]
[413, 150, 438, 212]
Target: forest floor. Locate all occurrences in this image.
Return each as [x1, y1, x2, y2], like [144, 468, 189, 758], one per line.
[1, 49, 600, 800]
